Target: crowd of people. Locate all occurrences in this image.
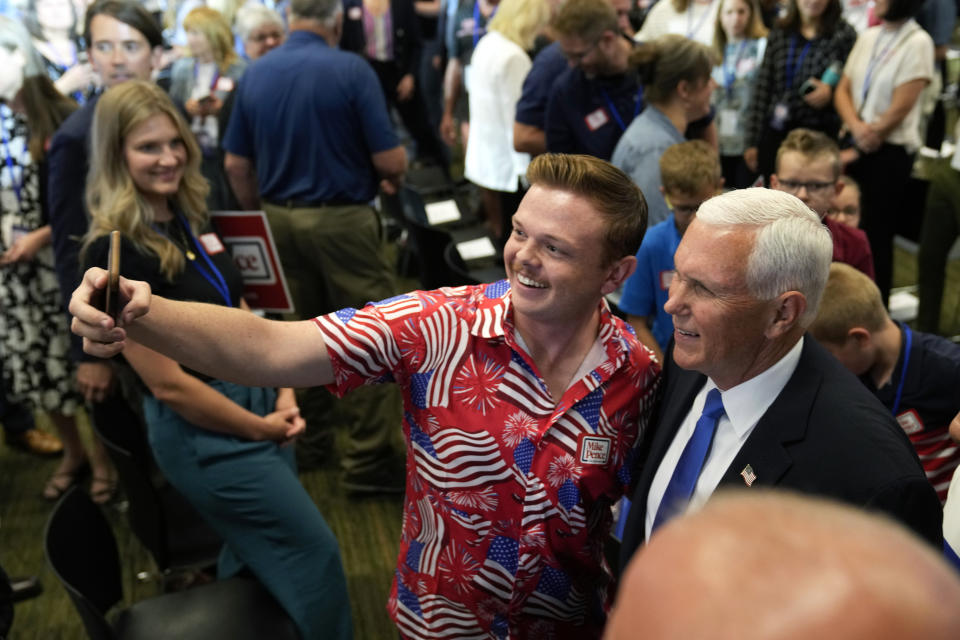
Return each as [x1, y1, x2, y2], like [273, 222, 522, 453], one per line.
[2, 0, 960, 637]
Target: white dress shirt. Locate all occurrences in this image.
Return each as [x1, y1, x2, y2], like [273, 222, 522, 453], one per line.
[644, 337, 805, 539]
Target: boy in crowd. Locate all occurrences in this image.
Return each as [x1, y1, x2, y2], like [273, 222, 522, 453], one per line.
[811, 262, 960, 504]
[828, 175, 862, 228]
[770, 128, 875, 279]
[618, 140, 722, 362]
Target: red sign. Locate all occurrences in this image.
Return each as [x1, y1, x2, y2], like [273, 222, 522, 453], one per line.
[209, 211, 293, 313]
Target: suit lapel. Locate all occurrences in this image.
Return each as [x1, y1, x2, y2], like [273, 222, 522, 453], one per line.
[719, 338, 822, 488]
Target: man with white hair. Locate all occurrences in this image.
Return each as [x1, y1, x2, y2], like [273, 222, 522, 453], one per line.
[609, 491, 960, 640]
[618, 188, 943, 570]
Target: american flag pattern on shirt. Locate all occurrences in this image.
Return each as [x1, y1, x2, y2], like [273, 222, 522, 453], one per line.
[316, 282, 660, 639]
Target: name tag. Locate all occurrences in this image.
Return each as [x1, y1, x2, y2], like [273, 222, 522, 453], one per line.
[199, 233, 225, 255]
[215, 76, 234, 93]
[578, 434, 612, 466]
[895, 409, 924, 435]
[659, 270, 675, 291]
[584, 108, 609, 132]
[347, 6, 363, 20]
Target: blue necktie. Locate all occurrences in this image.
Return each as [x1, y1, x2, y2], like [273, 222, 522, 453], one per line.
[652, 388, 725, 533]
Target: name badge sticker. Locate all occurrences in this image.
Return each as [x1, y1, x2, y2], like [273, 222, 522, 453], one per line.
[895, 409, 924, 435]
[578, 434, 612, 466]
[199, 233, 225, 255]
[216, 76, 234, 93]
[659, 270, 675, 291]
[584, 108, 610, 132]
[347, 5, 363, 20]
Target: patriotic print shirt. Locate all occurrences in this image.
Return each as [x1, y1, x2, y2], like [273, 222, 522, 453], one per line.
[316, 281, 660, 639]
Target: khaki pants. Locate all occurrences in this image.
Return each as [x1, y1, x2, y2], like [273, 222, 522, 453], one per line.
[263, 202, 402, 474]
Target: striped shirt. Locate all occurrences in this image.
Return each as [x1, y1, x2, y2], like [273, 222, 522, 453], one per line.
[316, 282, 660, 639]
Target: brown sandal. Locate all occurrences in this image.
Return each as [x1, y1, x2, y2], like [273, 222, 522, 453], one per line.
[90, 475, 118, 505]
[42, 461, 90, 501]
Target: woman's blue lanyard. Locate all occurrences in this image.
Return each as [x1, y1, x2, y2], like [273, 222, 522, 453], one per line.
[163, 213, 233, 307]
[890, 325, 912, 416]
[599, 86, 644, 132]
[784, 35, 812, 91]
[723, 40, 749, 96]
[686, 0, 716, 39]
[860, 23, 909, 104]
[1, 126, 24, 211]
[472, 0, 496, 48]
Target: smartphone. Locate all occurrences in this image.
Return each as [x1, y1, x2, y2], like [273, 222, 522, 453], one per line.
[104, 230, 121, 323]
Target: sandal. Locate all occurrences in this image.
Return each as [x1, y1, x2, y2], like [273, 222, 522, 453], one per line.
[42, 461, 90, 501]
[90, 475, 118, 505]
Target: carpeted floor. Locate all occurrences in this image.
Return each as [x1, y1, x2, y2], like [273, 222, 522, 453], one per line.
[0, 409, 403, 639]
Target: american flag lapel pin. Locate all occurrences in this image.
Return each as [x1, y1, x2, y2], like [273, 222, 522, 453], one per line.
[740, 464, 757, 487]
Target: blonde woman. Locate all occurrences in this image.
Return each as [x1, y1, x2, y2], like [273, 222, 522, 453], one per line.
[463, 0, 551, 243]
[80, 81, 351, 640]
[169, 7, 246, 209]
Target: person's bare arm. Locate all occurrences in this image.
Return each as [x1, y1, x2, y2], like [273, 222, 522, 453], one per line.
[70, 268, 333, 389]
[513, 122, 546, 156]
[627, 315, 664, 363]
[372, 145, 407, 195]
[415, 0, 441, 17]
[440, 58, 463, 146]
[869, 78, 929, 140]
[125, 340, 303, 442]
[224, 152, 260, 210]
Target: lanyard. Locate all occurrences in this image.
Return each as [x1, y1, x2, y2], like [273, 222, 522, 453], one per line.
[723, 39, 749, 93]
[1, 125, 24, 210]
[157, 215, 233, 307]
[472, 0, 496, 48]
[193, 62, 221, 93]
[686, 0, 717, 39]
[890, 325, 912, 416]
[784, 35, 812, 91]
[599, 85, 644, 132]
[861, 23, 910, 104]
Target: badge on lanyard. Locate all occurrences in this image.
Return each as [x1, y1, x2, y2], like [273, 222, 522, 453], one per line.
[719, 109, 739, 137]
[895, 409, 924, 435]
[585, 108, 610, 132]
[770, 101, 790, 131]
[578, 434, 612, 466]
[199, 232, 225, 255]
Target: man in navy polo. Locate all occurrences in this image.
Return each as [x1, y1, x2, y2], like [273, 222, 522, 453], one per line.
[544, 0, 641, 160]
[222, 0, 407, 491]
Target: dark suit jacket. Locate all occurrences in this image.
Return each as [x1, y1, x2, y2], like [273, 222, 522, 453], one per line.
[619, 336, 943, 569]
[340, 0, 422, 77]
[47, 95, 99, 364]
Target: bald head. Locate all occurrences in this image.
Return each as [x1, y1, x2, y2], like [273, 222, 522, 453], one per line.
[607, 491, 960, 640]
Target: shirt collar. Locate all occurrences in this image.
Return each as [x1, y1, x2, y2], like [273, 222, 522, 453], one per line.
[470, 282, 630, 370]
[706, 337, 805, 438]
[286, 29, 330, 47]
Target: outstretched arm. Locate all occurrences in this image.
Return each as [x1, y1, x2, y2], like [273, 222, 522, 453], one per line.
[70, 267, 334, 389]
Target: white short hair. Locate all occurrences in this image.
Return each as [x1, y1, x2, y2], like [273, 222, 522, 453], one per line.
[696, 188, 833, 327]
[235, 4, 284, 41]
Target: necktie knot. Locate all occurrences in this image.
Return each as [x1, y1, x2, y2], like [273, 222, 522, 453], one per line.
[702, 388, 725, 420]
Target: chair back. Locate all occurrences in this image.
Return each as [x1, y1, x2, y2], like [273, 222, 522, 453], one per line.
[92, 418, 220, 574]
[45, 486, 122, 640]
